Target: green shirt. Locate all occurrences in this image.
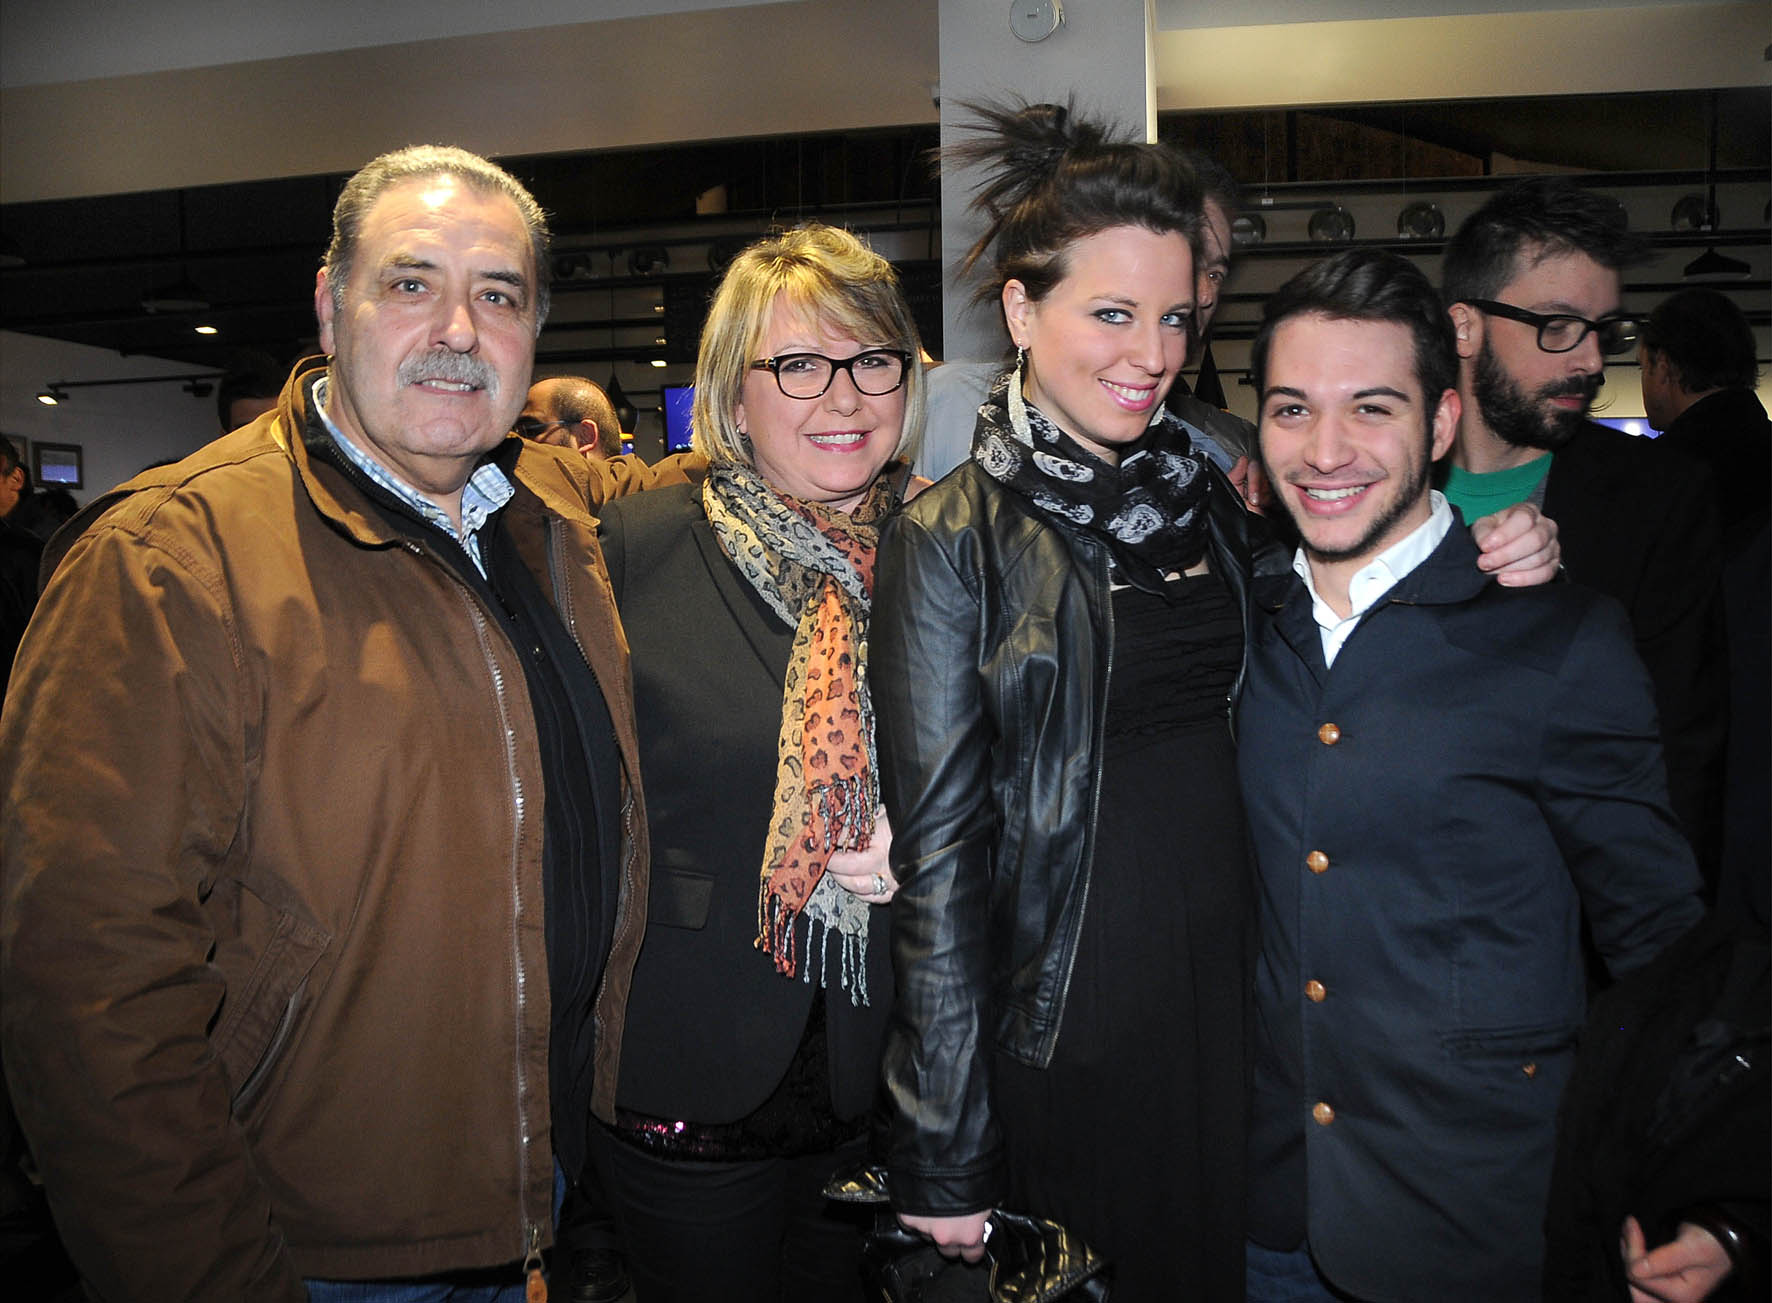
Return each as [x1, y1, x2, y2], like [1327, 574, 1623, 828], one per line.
[1441, 454, 1553, 521]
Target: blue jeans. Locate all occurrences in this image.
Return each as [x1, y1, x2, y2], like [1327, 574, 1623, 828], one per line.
[306, 1167, 569, 1302]
[304, 1273, 527, 1303]
[1246, 1240, 1363, 1302]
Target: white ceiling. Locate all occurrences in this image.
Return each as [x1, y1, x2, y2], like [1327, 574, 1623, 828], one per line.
[2, 0, 1725, 89]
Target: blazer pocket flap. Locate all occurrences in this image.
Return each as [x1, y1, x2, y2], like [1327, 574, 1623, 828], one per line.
[1441, 1022, 1579, 1059]
[650, 866, 715, 930]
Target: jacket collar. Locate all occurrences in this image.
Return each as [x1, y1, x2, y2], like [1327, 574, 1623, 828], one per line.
[1256, 506, 1492, 664]
[282, 356, 593, 547]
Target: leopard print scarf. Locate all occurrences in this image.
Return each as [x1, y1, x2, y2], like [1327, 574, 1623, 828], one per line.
[703, 460, 904, 1005]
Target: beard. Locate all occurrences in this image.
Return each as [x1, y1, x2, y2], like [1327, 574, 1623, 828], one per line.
[1262, 432, 1435, 567]
[1472, 340, 1599, 452]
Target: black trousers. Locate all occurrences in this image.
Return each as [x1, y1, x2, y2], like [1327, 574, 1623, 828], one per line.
[584, 1127, 869, 1303]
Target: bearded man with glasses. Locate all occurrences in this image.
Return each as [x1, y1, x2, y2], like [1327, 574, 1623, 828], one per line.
[1440, 177, 1728, 888]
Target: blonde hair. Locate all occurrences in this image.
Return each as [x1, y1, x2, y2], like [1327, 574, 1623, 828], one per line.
[692, 224, 925, 468]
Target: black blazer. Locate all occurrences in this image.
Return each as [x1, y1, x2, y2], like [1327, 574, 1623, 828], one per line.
[597, 482, 892, 1123]
[1541, 421, 1728, 877]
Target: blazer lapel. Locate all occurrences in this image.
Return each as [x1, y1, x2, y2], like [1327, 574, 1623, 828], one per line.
[688, 516, 794, 684]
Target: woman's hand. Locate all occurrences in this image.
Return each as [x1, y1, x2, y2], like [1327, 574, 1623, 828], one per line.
[1621, 1216, 1734, 1303]
[899, 1210, 991, 1264]
[1472, 502, 1561, 586]
[827, 805, 897, 903]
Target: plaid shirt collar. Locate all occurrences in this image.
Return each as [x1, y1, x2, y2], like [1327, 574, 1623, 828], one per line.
[312, 373, 514, 576]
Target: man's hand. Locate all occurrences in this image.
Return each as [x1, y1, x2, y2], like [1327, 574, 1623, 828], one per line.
[1227, 455, 1270, 514]
[1471, 502, 1560, 586]
[1621, 1216, 1734, 1303]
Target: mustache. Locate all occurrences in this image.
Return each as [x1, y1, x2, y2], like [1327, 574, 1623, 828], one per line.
[397, 350, 497, 392]
[1541, 372, 1602, 403]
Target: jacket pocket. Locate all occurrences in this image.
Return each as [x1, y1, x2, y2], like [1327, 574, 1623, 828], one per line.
[211, 908, 330, 1111]
[648, 864, 714, 930]
[1441, 1022, 1580, 1059]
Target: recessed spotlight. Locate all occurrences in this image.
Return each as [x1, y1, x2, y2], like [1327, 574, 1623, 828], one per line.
[1230, 214, 1266, 248]
[1308, 206, 1356, 243]
[1396, 201, 1444, 240]
[194, 324, 218, 335]
[650, 359, 668, 368]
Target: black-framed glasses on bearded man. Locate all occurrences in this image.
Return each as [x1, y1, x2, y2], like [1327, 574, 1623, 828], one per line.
[1462, 299, 1640, 356]
[749, 349, 910, 399]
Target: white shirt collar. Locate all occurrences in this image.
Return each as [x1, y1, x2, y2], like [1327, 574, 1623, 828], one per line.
[1292, 490, 1454, 667]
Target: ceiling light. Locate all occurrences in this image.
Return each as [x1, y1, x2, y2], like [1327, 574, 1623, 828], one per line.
[37, 386, 67, 405]
[141, 275, 209, 313]
[1307, 206, 1355, 243]
[194, 324, 218, 335]
[1396, 201, 1444, 240]
[707, 236, 750, 273]
[628, 246, 671, 277]
[650, 359, 668, 368]
[1670, 194, 1719, 232]
[1683, 247, 1750, 279]
[1229, 214, 1266, 248]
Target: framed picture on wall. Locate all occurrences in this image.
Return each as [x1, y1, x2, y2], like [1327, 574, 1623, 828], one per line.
[33, 442, 83, 491]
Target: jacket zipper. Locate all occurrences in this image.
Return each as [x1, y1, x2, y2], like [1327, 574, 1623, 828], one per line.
[402, 537, 543, 1263]
[1048, 533, 1114, 1062]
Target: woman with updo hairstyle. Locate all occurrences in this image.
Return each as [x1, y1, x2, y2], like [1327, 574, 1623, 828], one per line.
[588, 223, 926, 1302]
[870, 100, 1265, 1298]
[870, 102, 1557, 1298]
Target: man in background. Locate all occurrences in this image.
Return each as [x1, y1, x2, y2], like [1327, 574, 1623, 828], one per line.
[1438, 177, 1727, 883]
[0, 437, 40, 702]
[520, 375, 625, 460]
[1639, 287, 1767, 553]
[1641, 288, 1770, 912]
[216, 358, 287, 433]
[1163, 147, 1254, 468]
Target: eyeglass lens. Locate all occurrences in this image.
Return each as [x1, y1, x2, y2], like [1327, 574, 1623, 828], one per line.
[1538, 315, 1637, 356]
[771, 351, 905, 398]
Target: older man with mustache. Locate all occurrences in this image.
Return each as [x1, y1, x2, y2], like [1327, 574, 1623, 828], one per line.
[0, 145, 672, 1302]
[1438, 177, 1728, 887]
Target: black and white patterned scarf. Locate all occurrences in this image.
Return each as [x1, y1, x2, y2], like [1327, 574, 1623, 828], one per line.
[971, 365, 1211, 592]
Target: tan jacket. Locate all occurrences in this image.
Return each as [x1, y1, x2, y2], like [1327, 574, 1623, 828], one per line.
[0, 361, 656, 1300]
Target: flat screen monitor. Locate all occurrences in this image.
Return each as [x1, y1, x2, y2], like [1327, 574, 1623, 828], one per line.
[663, 384, 695, 452]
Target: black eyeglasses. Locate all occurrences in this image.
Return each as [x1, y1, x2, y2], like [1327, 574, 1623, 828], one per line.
[1463, 299, 1639, 356]
[749, 350, 910, 399]
[513, 418, 571, 441]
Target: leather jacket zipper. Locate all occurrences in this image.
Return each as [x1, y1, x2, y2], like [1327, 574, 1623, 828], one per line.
[1048, 533, 1114, 1060]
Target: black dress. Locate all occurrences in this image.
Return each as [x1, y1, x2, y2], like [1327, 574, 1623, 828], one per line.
[992, 567, 1250, 1302]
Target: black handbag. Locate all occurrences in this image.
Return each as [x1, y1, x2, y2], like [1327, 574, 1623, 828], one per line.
[823, 1163, 1111, 1303]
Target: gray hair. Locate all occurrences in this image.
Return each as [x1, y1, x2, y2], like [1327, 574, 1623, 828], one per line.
[324, 145, 551, 331]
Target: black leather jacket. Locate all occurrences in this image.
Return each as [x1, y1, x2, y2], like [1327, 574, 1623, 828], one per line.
[872, 459, 1276, 1215]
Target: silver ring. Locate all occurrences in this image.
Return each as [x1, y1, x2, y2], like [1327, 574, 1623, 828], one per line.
[872, 873, 887, 896]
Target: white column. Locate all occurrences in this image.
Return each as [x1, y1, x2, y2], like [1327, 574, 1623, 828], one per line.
[937, 0, 1156, 361]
